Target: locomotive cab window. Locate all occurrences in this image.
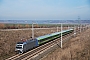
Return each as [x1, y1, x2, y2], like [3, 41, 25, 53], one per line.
[16, 44, 23, 49]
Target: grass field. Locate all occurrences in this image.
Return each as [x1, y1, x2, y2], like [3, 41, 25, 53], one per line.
[0, 23, 88, 60]
[0, 25, 70, 60]
[42, 28, 90, 60]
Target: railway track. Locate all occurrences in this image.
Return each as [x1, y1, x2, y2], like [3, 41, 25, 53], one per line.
[6, 37, 59, 60]
[6, 31, 74, 60]
[23, 39, 59, 60]
[7, 27, 86, 60]
[3, 26, 88, 60]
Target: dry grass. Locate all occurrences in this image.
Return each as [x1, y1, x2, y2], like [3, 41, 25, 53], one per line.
[0, 27, 68, 60]
[0, 27, 87, 60]
[42, 28, 90, 60]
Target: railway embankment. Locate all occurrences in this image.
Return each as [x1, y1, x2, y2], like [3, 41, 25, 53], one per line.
[42, 28, 90, 60]
[0, 28, 57, 60]
[29, 32, 74, 60]
[0, 27, 89, 60]
[6, 29, 74, 60]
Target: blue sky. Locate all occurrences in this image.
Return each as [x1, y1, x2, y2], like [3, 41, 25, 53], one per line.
[0, 0, 90, 20]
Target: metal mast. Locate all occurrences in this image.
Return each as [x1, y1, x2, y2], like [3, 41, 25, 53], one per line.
[78, 16, 81, 33]
[57, 26, 58, 32]
[32, 23, 34, 39]
[61, 23, 62, 48]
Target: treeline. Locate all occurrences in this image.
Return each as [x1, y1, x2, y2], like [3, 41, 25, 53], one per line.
[0, 23, 51, 29]
[0, 23, 76, 29]
[0, 23, 40, 29]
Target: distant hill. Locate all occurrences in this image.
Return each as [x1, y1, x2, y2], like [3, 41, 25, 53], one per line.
[0, 20, 90, 24]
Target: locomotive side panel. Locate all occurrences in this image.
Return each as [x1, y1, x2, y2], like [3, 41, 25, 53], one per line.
[25, 40, 38, 52]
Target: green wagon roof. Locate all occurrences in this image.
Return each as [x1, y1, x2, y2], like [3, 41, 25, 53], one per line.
[36, 29, 73, 40]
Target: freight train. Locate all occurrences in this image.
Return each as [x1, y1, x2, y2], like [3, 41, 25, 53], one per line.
[15, 29, 74, 54]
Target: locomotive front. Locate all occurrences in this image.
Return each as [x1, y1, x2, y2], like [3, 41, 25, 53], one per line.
[15, 42, 25, 54]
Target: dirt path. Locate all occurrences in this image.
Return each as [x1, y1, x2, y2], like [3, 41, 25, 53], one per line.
[42, 28, 90, 60]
